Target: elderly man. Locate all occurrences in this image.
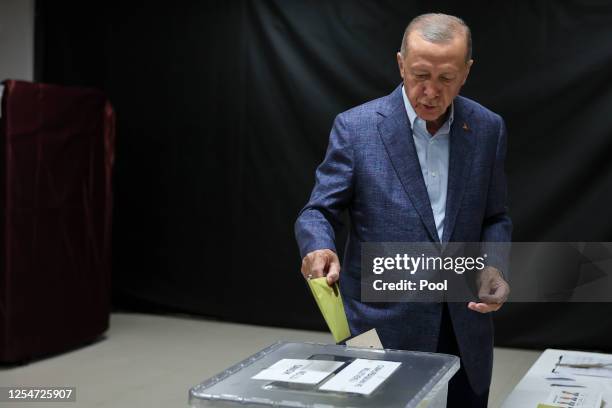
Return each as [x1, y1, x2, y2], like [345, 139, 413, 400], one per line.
[295, 13, 511, 407]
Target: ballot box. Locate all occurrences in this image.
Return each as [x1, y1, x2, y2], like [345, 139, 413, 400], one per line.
[189, 341, 459, 408]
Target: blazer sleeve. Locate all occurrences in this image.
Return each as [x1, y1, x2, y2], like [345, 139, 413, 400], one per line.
[294, 113, 354, 259]
[481, 116, 513, 277]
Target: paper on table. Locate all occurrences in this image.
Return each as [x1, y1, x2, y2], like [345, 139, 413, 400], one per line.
[251, 359, 345, 384]
[554, 355, 612, 378]
[543, 388, 603, 408]
[319, 358, 401, 395]
[307, 277, 351, 343]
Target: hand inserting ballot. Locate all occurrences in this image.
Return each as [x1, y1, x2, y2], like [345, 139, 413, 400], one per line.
[301, 249, 341, 286]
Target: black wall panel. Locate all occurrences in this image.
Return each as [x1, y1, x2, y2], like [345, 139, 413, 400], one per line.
[35, 0, 612, 350]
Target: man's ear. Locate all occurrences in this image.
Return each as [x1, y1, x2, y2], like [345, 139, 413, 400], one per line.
[396, 52, 405, 80]
[462, 59, 474, 85]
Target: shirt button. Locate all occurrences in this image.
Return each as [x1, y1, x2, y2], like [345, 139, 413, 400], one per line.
[431, 171, 437, 177]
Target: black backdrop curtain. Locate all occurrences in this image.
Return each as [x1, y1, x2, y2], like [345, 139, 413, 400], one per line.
[35, 0, 612, 350]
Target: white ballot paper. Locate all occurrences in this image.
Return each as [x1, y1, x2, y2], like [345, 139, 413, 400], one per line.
[319, 358, 401, 395]
[555, 355, 612, 378]
[251, 359, 344, 384]
[345, 328, 384, 350]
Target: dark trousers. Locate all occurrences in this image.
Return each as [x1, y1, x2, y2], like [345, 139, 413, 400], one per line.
[436, 303, 490, 408]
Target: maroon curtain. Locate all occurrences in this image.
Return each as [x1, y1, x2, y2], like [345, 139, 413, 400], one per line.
[0, 80, 115, 362]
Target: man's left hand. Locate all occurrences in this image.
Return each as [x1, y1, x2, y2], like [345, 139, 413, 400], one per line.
[467, 266, 510, 313]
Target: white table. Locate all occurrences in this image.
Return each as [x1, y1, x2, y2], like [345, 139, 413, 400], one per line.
[501, 349, 612, 407]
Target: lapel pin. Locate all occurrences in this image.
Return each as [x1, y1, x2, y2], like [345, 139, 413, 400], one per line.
[462, 122, 470, 131]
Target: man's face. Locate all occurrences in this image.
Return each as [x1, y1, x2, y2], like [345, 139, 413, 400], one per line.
[397, 31, 473, 124]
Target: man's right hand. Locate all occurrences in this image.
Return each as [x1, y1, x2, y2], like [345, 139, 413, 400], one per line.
[301, 249, 341, 286]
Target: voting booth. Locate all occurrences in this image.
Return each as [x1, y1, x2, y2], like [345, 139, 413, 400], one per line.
[0, 80, 114, 362]
[189, 341, 459, 408]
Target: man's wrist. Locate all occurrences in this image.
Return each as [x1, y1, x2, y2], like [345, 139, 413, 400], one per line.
[300, 242, 337, 259]
[482, 265, 505, 280]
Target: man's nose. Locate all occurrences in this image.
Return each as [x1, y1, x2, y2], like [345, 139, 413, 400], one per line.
[422, 81, 439, 98]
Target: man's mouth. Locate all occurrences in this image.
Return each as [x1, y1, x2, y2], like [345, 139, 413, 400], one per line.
[421, 104, 437, 111]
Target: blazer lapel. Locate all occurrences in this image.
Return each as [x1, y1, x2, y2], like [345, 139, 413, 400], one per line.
[442, 98, 475, 243]
[377, 86, 439, 243]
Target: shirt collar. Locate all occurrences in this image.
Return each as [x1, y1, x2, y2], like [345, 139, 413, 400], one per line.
[401, 85, 454, 132]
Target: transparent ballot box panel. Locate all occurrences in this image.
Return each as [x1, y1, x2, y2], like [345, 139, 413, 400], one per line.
[189, 341, 459, 408]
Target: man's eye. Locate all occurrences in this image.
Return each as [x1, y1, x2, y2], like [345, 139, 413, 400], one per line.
[415, 74, 428, 80]
[441, 77, 454, 82]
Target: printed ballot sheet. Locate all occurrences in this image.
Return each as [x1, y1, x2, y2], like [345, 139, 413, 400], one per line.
[251, 359, 345, 384]
[543, 388, 603, 408]
[319, 358, 401, 395]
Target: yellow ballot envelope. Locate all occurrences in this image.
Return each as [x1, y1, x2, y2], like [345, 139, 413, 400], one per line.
[307, 277, 351, 343]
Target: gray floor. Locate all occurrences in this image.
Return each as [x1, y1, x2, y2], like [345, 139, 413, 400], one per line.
[0, 313, 541, 407]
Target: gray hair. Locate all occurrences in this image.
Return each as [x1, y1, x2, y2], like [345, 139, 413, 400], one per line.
[400, 13, 472, 62]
